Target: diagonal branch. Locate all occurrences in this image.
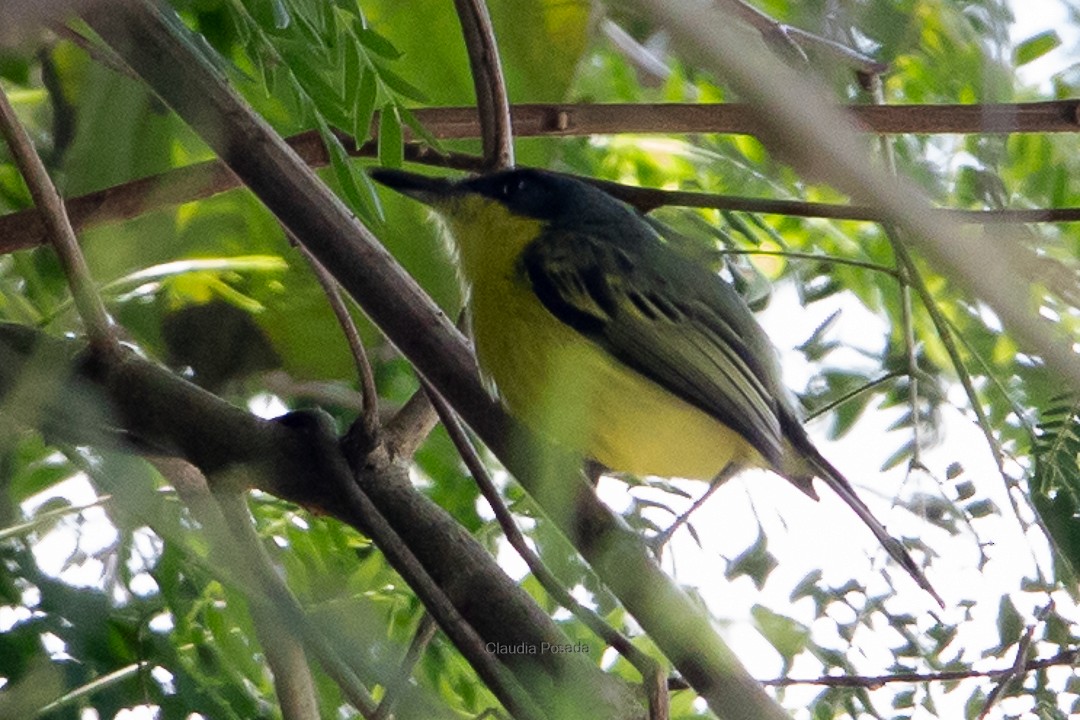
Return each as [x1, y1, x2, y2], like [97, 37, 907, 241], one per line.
[0, 321, 628, 720]
[713, 0, 887, 74]
[158, 458, 326, 720]
[0, 83, 118, 357]
[422, 380, 670, 720]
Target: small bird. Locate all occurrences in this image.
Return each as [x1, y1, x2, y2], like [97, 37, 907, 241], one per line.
[371, 166, 941, 605]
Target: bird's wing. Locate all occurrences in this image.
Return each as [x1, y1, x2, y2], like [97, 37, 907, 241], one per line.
[521, 228, 786, 467]
[523, 227, 944, 605]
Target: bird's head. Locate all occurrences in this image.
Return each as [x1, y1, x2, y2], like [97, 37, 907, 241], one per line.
[371, 167, 637, 283]
[371, 167, 632, 230]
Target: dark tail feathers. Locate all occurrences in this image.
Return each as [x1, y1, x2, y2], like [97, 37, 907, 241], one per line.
[796, 439, 944, 608]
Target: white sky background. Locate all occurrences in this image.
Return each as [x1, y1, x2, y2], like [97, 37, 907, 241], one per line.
[6, 1, 1080, 719]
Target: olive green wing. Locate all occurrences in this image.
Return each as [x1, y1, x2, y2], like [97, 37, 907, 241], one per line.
[521, 229, 786, 467]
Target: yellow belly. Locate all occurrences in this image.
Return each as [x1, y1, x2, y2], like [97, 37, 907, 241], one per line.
[469, 275, 761, 481]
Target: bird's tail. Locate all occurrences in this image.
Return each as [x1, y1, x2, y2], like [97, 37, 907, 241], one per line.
[789, 434, 944, 608]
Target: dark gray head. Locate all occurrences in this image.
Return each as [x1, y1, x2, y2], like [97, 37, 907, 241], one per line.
[371, 167, 635, 229]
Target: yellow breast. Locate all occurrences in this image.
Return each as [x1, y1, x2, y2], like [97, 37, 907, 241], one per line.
[442, 197, 760, 481]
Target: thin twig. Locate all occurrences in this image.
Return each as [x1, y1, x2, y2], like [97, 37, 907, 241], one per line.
[383, 384, 442, 460]
[0, 84, 118, 357]
[649, 465, 737, 556]
[978, 624, 1035, 720]
[600, 20, 673, 86]
[372, 613, 438, 720]
[751, 647, 1080, 688]
[714, 0, 888, 74]
[453, 0, 513, 169]
[870, 79, 924, 471]
[53, 24, 145, 83]
[421, 380, 669, 720]
[804, 371, 903, 422]
[872, 82, 1034, 545]
[782, 26, 888, 75]
[8, 158, 1079, 262]
[296, 242, 381, 454]
[715, 247, 900, 277]
[6, 106, 1080, 258]
[940, 313, 1036, 439]
[0, 138, 480, 256]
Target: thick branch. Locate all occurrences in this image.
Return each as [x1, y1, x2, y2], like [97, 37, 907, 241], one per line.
[0, 322, 635, 720]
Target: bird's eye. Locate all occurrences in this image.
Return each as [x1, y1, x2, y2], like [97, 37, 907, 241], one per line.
[500, 178, 526, 198]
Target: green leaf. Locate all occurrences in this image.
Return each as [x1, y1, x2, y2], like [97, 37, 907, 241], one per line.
[725, 529, 777, 590]
[893, 688, 915, 709]
[318, 117, 377, 220]
[399, 105, 444, 152]
[353, 66, 379, 143]
[374, 62, 430, 103]
[378, 102, 404, 168]
[955, 480, 975, 501]
[880, 439, 915, 472]
[966, 498, 998, 519]
[996, 596, 1023, 649]
[790, 569, 823, 602]
[965, 688, 988, 720]
[356, 27, 402, 59]
[1014, 30, 1061, 67]
[343, 31, 362, 108]
[751, 605, 809, 663]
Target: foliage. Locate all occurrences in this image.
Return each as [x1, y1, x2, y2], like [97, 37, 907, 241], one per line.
[1, 0, 1079, 719]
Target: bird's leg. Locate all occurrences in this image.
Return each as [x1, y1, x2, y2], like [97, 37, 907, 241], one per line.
[649, 463, 739, 558]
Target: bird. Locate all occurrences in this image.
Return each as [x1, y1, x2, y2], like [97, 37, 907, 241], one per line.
[371, 165, 941, 605]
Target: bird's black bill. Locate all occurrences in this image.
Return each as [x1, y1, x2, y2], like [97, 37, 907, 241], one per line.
[369, 168, 456, 206]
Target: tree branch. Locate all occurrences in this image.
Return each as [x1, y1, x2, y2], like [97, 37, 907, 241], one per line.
[372, 613, 438, 720]
[713, 0, 888, 74]
[0, 321, 635, 720]
[453, 0, 513, 169]
[977, 624, 1034, 720]
[158, 459, 325, 720]
[297, 241, 381, 457]
[754, 646, 1079, 688]
[422, 380, 669, 720]
[0, 82, 118, 357]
